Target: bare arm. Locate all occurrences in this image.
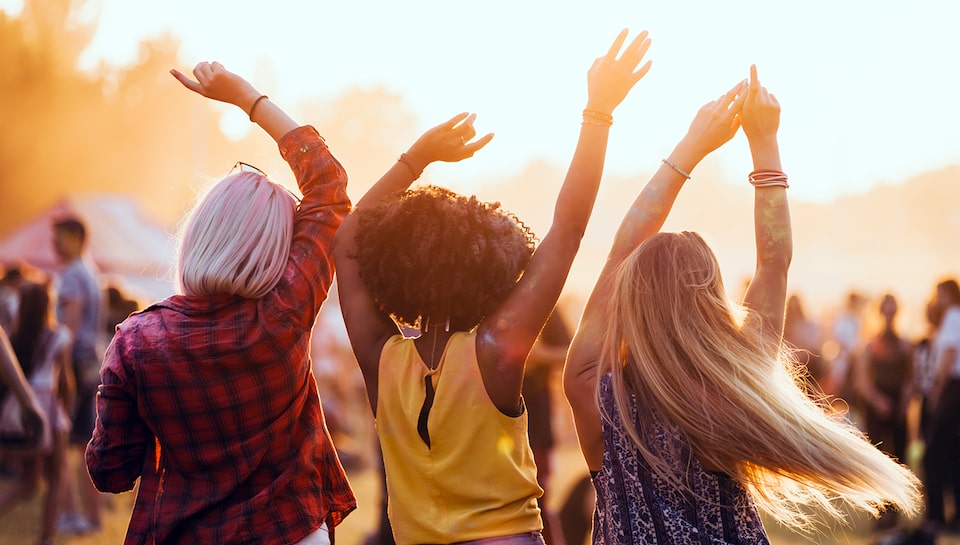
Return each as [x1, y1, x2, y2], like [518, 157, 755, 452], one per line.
[171, 62, 298, 143]
[740, 65, 792, 341]
[478, 29, 653, 413]
[0, 329, 46, 445]
[564, 80, 747, 470]
[333, 114, 493, 412]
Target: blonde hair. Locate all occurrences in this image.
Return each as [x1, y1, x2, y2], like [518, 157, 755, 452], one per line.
[601, 231, 920, 529]
[177, 171, 295, 299]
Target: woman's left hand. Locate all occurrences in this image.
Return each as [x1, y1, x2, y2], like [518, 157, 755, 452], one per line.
[404, 112, 494, 171]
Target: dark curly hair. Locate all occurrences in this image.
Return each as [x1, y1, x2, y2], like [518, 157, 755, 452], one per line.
[354, 185, 538, 330]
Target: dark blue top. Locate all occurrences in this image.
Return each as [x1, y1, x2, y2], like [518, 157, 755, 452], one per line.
[592, 373, 770, 545]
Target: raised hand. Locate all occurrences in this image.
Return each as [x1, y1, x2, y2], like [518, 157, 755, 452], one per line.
[681, 79, 748, 160]
[171, 61, 260, 111]
[586, 29, 653, 114]
[741, 64, 781, 144]
[404, 112, 494, 171]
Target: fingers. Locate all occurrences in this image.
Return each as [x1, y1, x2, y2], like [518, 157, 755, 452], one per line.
[721, 79, 748, 105]
[441, 112, 471, 130]
[730, 87, 748, 111]
[623, 30, 650, 60]
[605, 28, 629, 59]
[464, 132, 495, 156]
[170, 69, 203, 93]
[748, 64, 760, 100]
[632, 60, 653, 83]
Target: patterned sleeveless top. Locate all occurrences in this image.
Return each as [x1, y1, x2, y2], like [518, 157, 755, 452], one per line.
[592, 373, 770, 545]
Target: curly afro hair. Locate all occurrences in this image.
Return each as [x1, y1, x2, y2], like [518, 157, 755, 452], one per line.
[354, 185, 538, 330]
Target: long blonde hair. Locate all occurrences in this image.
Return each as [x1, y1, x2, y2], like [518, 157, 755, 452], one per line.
[177, 171, 295, 299]
[601, 231, 920, 529]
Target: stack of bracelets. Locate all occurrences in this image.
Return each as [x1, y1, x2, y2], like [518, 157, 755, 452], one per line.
[748, 170, 789, 188]
[582, 109, 613, 127]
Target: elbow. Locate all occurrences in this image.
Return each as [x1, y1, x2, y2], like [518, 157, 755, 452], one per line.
[85, 444, 141, 494]
[562, 360, 597, 413]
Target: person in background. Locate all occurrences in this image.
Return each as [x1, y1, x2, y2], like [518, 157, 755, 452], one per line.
[783, 293, 826, 396]
[50, 215, 103, 535]
[524, 307, 572, 545]
[0, 280, 74, 545]
[854, 293, 913, 532]
[917, 278, 960, 541]
[85, 61, 355, 545]
[563, 65, 920, 544]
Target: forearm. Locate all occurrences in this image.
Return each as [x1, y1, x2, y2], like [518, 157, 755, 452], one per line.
[751, 136, 791, 270]
[742, 137, 791, 336]
[550, 123, 611, 239]
[245, 96, 298, 143]
[606, 137, 701, 263]
[0, 334, 37, 408]
[354, 160, 419, 210]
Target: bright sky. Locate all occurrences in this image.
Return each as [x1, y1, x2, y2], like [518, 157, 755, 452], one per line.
[5, 0, 960, 203]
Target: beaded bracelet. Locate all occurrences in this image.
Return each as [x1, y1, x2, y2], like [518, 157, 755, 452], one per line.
[661, 158, 691, 180]
[398, 153, 423, 180]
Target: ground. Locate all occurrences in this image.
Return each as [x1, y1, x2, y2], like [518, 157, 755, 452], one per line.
[0, 444, 956, 545]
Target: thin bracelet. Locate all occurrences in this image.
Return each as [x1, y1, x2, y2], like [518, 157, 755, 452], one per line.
[248, 95, 268, 122]
[661, 158, 691, 180]
[398, 153, 422, 180]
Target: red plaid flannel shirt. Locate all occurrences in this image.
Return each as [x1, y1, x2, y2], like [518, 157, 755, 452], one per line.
[86, 126, 356, 545]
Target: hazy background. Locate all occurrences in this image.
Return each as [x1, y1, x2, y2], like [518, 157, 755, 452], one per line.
[0, 0, 957, 336]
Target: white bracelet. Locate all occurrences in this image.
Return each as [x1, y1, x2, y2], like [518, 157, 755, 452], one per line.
[661, 158, 691, 180]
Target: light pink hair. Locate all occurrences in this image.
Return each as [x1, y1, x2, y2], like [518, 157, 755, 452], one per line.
[177, 172, 295, 298]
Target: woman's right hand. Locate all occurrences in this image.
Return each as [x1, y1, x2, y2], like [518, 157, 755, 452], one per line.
[585, 29, 653, 114]
[741, 64, 781, 145]
[171, 61, 260, 112]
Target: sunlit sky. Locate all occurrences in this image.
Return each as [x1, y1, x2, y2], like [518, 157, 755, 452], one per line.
[4, 0, 960, 203]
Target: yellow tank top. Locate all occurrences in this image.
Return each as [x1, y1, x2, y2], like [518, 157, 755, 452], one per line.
[376, 331, 542, 545]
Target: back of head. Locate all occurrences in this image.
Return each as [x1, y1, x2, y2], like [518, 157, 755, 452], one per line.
[602, 231, 920, 529]
[938, 278, 960, 307]
[610, 231, 741, 358]
[353, 185, 537, 330]
[177, 172, 295, 299]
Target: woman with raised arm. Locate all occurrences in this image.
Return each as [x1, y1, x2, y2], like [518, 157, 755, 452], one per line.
[85, 62, 355, 545]
[563, 66, 920, 544]
[332, 30, 651, 545]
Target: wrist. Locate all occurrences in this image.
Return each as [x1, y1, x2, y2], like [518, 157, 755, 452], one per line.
[402, 149, 431, 173]
[584, 101, 614, 116]
[668, 140, 706, 173]
[748, 138, 781, 170]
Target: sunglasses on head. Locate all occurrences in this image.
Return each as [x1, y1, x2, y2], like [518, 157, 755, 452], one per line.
[230, 162, 301, 204]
